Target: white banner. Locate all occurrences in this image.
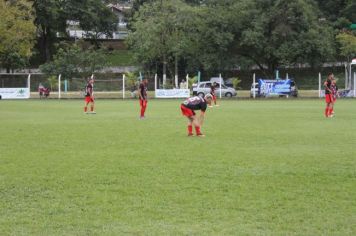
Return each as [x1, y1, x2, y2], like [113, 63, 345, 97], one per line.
[0, 88, 30, 99]
[155, 89, 190, 98]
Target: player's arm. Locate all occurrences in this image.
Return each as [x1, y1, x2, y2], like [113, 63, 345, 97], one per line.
[199, 111, 205, 126]
[138, 85, 143, 100]
[89, 87, 94, 100]
[336, 86, 340, 97]
[323, 81, 331, 93]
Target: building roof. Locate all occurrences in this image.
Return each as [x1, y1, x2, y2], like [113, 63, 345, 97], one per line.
[107, 4, 131, 13]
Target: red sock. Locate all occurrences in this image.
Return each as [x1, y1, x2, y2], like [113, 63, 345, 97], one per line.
[140, 107, 145, 117]
[188, 125, 193, 134]
[90, 106, 94, 112]
[328, 108, 333, 116]
[195, 126, 201, 135]
[325, 108, 329, 117]
[84, 107, 87, 112]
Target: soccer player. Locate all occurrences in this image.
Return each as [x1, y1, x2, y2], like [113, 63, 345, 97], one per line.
[324, 73, 334, 118]
[330, 76, 339, 117]
[84, 78, 96, 114]
[180, 94, 213, 137]
[210, 82, 218, 107]
[139, 79, 148, 119]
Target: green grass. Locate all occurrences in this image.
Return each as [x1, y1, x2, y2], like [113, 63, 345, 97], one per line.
[0, 99, 356, 235]
[106, 50, 135, 66]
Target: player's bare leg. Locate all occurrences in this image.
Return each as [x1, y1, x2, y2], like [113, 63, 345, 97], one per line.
[140, 100, 147, 119]
[214, 98, 219, 107]
[213, 95, 219, 107]
[90, 102, 96, 114]
[187, 117, 194, 136]
[331, 101, 335, 116]
[325, 103, 331, 118]
[84, 102, 89, 113]
[192, 116, 204, 137]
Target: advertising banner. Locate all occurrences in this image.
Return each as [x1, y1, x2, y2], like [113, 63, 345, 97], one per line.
[0, 88, 30, 99]
[155, 89, 190, 98]
[321, 90, 355, 98]
[258, 79, 292, 96]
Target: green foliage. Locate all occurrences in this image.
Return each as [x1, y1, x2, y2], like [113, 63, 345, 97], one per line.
[128, 0, 195, 74]
[40, 45, 109, 79]
[47, 75, 58, 91]
[106, 50, 135, 66]
[336, 32, 356, 59]
[188, 75, 198, 88]
[124, 71, 139, 90]
[33, 0, 117, 61]
[315, 0, 355, 24]
[230, 77, 242, 90]
[128, 0, 234, 76]
[234, 0, 335, 76]
[75, 0, 117, 45]
[128, 0, 338, 77]
[0, 0, 36, 71]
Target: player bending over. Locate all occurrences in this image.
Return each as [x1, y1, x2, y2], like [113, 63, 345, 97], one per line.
[139, 79, 148, 119]
[84, 78, 96, 114]
[324, 73, 334, 118]
[180, 94, 213, 137]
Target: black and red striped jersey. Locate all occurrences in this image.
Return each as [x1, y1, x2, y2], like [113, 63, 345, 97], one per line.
[139, 82, 147, 100]
[325, 79, 332, 94]
[210, 84, 216, 95]
[85, 83, 93, 97]
[182, 96, 207, 112]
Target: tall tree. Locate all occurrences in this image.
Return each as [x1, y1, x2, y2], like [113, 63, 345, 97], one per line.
[128, 0, 194, 82]
[233, 0, 335, 77]
[65, 0, 117, 47]
[128, 0, 235, 78]
[33, 0, 117, 62]
[40, 44, 109, 79]
[33, 0, 66, 62]
[0, 0, 36, 72]
[336, 32, 356, 61]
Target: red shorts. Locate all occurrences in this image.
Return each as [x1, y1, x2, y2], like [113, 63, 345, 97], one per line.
[212, 94, 216, 101]
[85, 96, 94, 103]
[181, 104, 195, 117]
[325, 94, 333, 104]
[140, 99, 147, 107]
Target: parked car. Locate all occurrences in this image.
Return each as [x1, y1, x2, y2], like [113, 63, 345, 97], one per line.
[192, 77, 225, 90]
[224, 78, 234, 88]
[210, 77, 225, 85]
[193, 81, 237, 97]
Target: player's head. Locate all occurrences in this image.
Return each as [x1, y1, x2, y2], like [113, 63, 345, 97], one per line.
[327, 72, 334, 80]
[204, 93, 213, 105]
[89, 78, 94, 84]
[143, 78, 148, 84]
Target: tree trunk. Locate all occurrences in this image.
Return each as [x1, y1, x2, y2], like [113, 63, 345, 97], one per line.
[42, 26, 51, 62]
[163, 54, 167, 87]
[175, 54, 178, 88]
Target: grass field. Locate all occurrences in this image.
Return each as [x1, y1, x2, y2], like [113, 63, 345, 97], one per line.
[1, 99, 356, 235]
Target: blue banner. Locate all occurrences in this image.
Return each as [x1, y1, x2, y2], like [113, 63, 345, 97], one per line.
[258, 79, 292, 96]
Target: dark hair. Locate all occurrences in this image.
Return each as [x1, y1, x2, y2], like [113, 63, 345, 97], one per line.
[327, 72, 334, 77]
